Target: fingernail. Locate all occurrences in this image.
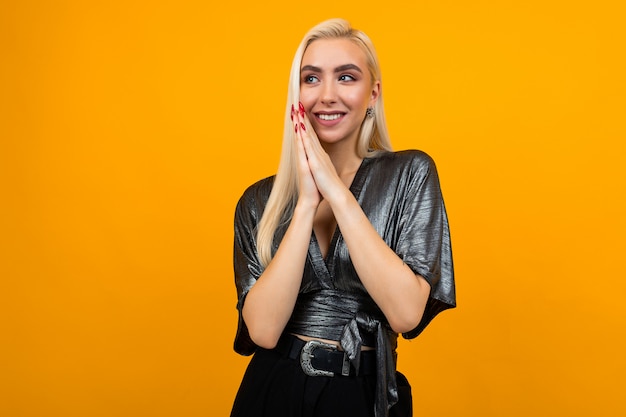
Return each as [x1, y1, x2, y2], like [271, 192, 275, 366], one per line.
[300, 123, 306, 131]
[291, 104, 295, 120]
[295, 124, 299, 132]
[299, 102, 305, 116]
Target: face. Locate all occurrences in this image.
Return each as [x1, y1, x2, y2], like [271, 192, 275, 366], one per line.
[299, 38, 380, 147]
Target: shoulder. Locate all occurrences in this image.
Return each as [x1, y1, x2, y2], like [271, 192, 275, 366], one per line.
[235, 175, 275, 216]
[369, 149, 437, 175]
[240, 175, 275, 201]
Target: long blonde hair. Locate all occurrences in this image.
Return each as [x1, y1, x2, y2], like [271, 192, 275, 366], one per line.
[257, 18, 393, 267]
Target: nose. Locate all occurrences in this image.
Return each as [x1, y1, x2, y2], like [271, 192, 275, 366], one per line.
[320, 80, 337, 104]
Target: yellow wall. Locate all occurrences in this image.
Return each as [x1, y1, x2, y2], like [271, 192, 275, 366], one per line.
[1, 1, 624, 416]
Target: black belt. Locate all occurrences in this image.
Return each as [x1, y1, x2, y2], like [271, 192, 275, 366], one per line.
[274, 334, 376, 377]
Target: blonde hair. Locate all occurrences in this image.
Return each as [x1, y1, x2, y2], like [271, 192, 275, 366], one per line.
[257, 18, 393, 266]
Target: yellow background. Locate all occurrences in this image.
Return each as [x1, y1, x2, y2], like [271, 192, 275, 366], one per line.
[1, 1, 625, 416]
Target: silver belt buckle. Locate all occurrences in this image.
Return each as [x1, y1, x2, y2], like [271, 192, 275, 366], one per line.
[300, 340, 338, 377]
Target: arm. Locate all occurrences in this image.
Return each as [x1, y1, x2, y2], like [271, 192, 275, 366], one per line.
[296, 113, 431, 333]
[241, 205, 315, 349]
[241, 114, 321, 349]
[329, 190, 431, 333]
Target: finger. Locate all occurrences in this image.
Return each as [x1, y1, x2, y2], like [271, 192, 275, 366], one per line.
[297, 112, 327, 174]
[298, 112, 329, 169]
[295, 104, 307, 138]
[295, 105, 318, 161]
[292, 104, 323, 204]
[293, 104, 316, 176]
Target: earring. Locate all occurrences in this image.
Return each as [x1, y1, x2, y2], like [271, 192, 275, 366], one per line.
[366, 107, 375, 118]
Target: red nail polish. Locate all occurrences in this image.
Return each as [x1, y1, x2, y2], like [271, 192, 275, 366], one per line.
[299, 102, 305, 116]
[291, 104, 295, 120]
[295, 124, 299, 132]
[300, 123, 306, 131]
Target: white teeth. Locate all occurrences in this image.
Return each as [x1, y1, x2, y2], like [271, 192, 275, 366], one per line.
[318, 113, 342, 121]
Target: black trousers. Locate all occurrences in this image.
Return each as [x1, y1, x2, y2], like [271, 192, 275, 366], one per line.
[231, 344, 412, 417]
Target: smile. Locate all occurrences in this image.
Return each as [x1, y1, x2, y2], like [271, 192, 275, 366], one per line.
[316, 113, 344, 121]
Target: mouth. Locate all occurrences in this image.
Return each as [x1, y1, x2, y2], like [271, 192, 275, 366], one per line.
[315, 112, 345, 122]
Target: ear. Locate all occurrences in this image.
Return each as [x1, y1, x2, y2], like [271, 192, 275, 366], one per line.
[369, 80, 381, 107]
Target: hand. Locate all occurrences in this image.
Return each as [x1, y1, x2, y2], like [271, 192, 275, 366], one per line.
[292, 103, 321, 209]
[293, 103, 344, 203]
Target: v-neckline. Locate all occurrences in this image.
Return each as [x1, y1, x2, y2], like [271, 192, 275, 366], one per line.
[309, 157, 370, 278]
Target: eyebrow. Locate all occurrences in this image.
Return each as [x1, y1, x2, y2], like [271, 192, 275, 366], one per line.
[301, 64, 363, 74]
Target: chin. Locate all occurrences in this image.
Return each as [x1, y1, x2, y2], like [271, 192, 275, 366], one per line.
[316, 131, 351, 144]
[317, 136, 345, 146]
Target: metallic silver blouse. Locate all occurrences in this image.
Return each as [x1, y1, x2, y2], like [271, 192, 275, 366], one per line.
[233, 150, 456, 417]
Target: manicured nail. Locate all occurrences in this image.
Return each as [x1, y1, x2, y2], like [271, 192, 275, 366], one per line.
[299, 102, 305, 116]
[300, 123, 306, 131]
[291, 104, 295, 120]
[295, 124, 299, 132]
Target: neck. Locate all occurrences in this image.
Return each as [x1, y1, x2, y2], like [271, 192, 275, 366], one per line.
[322, 140, 363, 178]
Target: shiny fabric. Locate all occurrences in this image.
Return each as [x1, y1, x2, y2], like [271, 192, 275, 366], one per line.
[233, 150, 456, 417]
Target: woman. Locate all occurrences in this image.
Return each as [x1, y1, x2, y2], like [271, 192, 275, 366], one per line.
[231, 18, 455, 417]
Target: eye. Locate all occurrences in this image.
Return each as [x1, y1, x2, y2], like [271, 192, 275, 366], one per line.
[339, 74, 356, 82]
[303, 75, 319, 84]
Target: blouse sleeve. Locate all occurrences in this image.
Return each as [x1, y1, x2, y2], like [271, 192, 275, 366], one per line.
[232, 184, 267, 355]
[394, 152, 456, 339]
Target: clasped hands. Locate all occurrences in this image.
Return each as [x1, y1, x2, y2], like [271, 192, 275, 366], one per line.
[291, 102, 347, 208]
